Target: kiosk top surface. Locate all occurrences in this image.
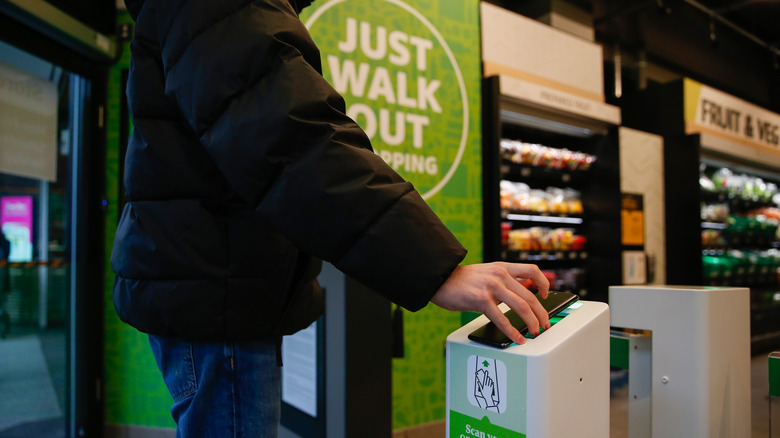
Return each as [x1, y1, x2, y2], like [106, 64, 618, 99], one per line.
[610, 284, 749, 292]
[447, 300, 608, 356]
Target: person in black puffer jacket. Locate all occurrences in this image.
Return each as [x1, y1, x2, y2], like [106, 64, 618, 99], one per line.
[112, 0, 551, 436]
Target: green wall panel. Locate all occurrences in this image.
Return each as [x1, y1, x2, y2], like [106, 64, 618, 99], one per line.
[104, 10, 174, 428]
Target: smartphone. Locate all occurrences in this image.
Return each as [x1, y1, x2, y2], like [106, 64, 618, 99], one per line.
[467, 291, 579, 348]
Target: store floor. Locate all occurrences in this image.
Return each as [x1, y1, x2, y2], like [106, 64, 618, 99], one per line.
[610, 353, 775, 438]
[1, 331, 775, 437]
[0, 330, 65, 438]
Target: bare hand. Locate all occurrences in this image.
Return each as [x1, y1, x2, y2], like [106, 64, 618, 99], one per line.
[430, 262, 550, 345]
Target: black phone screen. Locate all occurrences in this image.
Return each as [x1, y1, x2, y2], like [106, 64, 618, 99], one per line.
[467, 291, 579, 348]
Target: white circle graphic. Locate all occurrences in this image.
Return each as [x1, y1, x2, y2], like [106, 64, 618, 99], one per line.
[305, 0, 470, 200]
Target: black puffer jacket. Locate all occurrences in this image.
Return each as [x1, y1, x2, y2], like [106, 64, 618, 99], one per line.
[111, 0, 467, 340]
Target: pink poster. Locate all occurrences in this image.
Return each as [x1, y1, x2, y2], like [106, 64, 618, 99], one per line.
[1, 196, 33, 262]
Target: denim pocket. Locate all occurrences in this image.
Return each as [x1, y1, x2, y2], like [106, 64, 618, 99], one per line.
[149, 335, 197, 402]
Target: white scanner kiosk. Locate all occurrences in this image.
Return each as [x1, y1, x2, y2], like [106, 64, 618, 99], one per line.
[609, 285, 751, 438]
[446, 300, 609, 438]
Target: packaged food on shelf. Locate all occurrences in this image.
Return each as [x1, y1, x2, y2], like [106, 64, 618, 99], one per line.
[499, 180, 583, 215]
[499, 139, 596, 171]
[501, 222, 512, 247]
[522, 142, 540, 165]
[752, 206, 780, 221]
[700, 175, 717, 192]
[702, 255, 733, 285]
[727, 250, 749, 282]
[546, 187, 566, 214]
[707, 167, 779, 204]
[575, 152, 596, 171]
[564, 188, 584, 215]
[748, 253, 770, 284]
[701, 203, 729, 222]
[701, 229, 726, 247]
[529, 227, 547, 250]
[529, 189, 549, 213]
[506, 227, 585, 252]
[701, 249, 780, 287]
[549, 228, 574, 251]
[534, 146, 555, 168]
[721, 214, 779, 245]
[507, 228, 531, 251]
[500, 180, 530, 211]
[546, 187, 583, 215]
[571, 234, 587, 251]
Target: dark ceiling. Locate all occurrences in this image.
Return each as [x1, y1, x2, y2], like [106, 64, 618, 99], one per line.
[674, 0, 780, 47]
[590, 0, 780, 108]
[591, 0, 780, 56]
[488, 0, 780, 109]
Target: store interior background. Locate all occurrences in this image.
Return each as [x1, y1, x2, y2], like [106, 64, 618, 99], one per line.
[0, 0, 779, 437]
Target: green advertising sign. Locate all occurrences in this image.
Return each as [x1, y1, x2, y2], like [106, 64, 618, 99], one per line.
[303, 0, 475, 200]
[302, 0, 482, 429]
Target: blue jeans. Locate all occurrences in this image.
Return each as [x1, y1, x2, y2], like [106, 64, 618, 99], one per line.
[149, 335, 281, 438]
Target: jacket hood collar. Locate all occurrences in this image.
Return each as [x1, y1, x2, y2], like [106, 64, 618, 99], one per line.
[292, 0, 314, 13]
[124, 0, 314, 20]
[123, 0, 143, 21]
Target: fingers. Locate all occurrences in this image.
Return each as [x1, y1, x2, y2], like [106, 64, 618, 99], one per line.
[483, 304, 525, 345]
[495, 264, 550, 333]
[500, 292, 547, 336]
[491, 276, 542, 335]
[503, 262, 550, 298]
[431, 262, 553, 343]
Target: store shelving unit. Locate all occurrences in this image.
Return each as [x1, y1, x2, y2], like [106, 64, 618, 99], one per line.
[482, 76, 622, 303]
[620, 79, 780, 351]
[698, 160, 780, 349]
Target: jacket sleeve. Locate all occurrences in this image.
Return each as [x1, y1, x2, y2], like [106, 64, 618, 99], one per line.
[146, 0, 467, 311]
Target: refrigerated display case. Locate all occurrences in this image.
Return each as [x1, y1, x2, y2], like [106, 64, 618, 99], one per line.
[620, 78, 780, 351]
[699, 160, 780, 347]
[479, 3, 622, 303]
[482, 76, 622, 303]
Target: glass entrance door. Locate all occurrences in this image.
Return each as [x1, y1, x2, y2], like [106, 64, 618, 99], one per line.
[0, 37, 101, 438]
